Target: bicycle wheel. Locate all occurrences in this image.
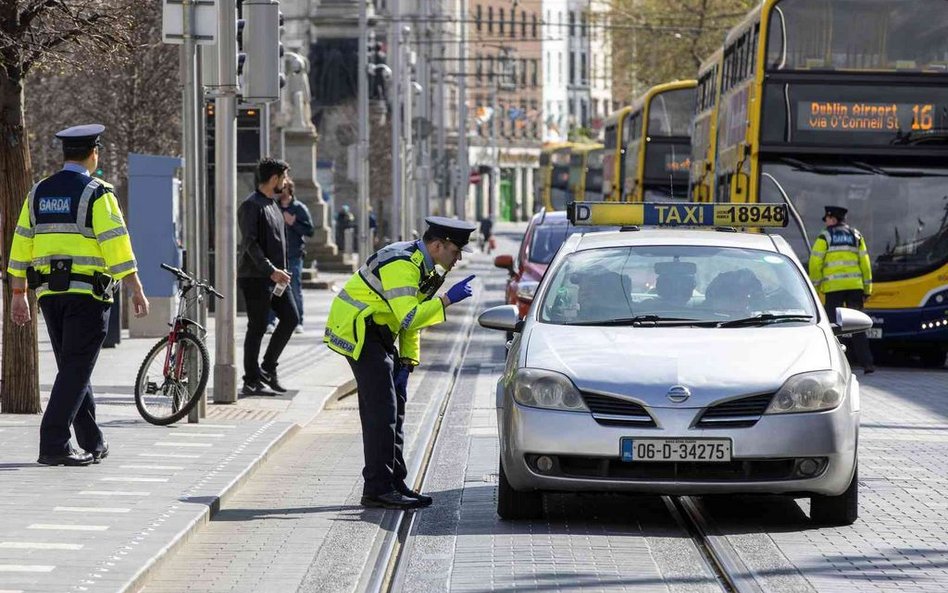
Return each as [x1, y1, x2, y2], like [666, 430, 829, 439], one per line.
[134, 331, 210, 425]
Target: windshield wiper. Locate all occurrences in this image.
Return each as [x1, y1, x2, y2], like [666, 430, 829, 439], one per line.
[848, 160, 948, 178]
[718, 314, 814, 328]
[778, 157, 867, 176]
[565, 315, 718, 327]
[890, 127, 948, 146]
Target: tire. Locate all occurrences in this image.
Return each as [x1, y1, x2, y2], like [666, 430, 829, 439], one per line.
[134, 331, 210, 426]
[810, 465, 858, 526]
[919, 348, 946, 368]
[496, 455, 543, 520]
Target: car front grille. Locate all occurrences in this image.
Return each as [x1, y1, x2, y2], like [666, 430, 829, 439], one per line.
[582, 392, 657, 427]
[557, 455, 807, 481]
[695, 393, 774, 428]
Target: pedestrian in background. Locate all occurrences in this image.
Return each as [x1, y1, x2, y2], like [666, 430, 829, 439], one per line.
[266, 178, 313, 334]
[479, 216, 494, 254]
[335, 204, 354, 250]
[324, 217, 477, 510]
[809, 205, 875, 374]
[237, 158, 299, 396]
[7, 124, 150, 466]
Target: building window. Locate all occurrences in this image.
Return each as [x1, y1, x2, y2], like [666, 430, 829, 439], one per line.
[569, 11, 575, 37]
[476, 56, 482, 83]
[581, 12, 587, 38]
[581, 99, 588, 126]
[488, 6, 493, 33]
[532, 13, 538, 38]
[521, 11, 527, 37]
[475, 5, 482, 32]
[499, 8, 504, 35]
[488, 56, 494, 82]
[531, 59, 538, 87]
[581, 52, 587, 84]
[545, 51, 550, 83]
[569, 52, 575, 84]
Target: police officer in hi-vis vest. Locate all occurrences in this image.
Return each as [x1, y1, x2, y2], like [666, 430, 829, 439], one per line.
[808, 205, 875, 374]
[7, 124, 150, 466]
[324, 217, 477, 510]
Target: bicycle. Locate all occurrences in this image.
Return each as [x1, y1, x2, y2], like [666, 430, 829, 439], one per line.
[134, 263, 223, 425]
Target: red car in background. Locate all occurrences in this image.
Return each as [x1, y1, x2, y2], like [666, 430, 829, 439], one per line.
[494, 210, 614, 319]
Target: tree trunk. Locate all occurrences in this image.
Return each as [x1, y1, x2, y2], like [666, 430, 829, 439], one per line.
[0, 67, 41, 414]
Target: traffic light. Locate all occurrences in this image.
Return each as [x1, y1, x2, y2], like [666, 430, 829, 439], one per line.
[236, 1, 246, 90]
[242, 0, 283, 103]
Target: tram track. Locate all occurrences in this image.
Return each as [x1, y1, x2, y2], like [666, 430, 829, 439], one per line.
[665, 495, 764, 593]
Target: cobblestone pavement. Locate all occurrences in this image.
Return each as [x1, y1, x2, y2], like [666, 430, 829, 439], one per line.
[0, 284, 353, 593]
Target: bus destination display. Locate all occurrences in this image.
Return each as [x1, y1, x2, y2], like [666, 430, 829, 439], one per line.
[797, 102, 934, 133]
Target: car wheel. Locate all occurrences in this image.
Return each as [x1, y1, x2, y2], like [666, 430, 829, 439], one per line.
[810, 465, 858, 526]
[497, 455, 543, 520]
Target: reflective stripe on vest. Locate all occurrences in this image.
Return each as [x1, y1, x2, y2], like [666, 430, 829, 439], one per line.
[29, 178, 101, 238]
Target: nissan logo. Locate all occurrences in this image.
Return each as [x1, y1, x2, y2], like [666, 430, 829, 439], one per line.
[666, 385, 691, 403]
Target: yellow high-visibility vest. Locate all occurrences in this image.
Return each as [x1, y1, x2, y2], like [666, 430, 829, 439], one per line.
[808, 224, 872, 295]
[6, 169, 138, 302]
[324, 240, 446, 365]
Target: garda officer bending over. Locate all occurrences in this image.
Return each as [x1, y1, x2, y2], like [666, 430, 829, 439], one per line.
[7, 124, 150, 466]
[325, 217, 477, 510]
[808, 205, 875, 374]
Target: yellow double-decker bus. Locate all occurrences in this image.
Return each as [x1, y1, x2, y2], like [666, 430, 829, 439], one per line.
[601, 106, 633, 201]
[536, 142, 574, 211]
[568, 143, 604, 203]
[714, 0, 948, 364]
[622, 80, 697, 202]
[690, 49, 722, 202]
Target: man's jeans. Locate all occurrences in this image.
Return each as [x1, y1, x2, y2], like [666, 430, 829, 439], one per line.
[269, 256, 305, 326]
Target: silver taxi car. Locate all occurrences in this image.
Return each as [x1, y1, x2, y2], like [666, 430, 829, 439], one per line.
[479, 203, 871, 526]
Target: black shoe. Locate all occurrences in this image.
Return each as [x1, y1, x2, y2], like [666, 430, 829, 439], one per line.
[89, 443, 109, 464]
[360, 490, 425, 510]
[259, 369, 287, 393]
[241, 380, 275, 396]
[395, 483, 433, 507]
[38, 449, 93, 466]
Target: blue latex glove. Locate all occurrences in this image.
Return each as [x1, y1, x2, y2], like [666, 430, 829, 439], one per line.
[445, 275, 476, 304]
[394, 366, 410, 396]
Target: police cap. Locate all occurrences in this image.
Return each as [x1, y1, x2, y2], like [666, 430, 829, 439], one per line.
[823, 205, 847, 221]
[55, 124, 105, 150]
[425, 216, 477, 253]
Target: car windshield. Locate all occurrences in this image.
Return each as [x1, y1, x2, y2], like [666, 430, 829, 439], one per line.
[760, 159, 948, 282]
[540, 245, 817, 325]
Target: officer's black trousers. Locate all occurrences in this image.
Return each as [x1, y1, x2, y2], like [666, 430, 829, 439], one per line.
[38, 294, 110, 456]
[824, 289, 875, 369]
[346, 334, 408, 497]
[239, 277, 299, 382]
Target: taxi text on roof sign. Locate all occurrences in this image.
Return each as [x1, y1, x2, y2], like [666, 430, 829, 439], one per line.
[567, 202, 790, 228]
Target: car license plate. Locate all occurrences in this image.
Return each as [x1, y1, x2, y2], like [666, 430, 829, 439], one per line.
[620, 438, 731, 462]
[866, 328, 882, 339]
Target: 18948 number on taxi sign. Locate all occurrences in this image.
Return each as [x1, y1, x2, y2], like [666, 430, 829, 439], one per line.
[569, 202, 789, 228]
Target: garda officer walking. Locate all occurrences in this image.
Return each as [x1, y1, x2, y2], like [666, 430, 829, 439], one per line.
[324, 217, 477, 510]
[7, 124, 150, 466]
[808, 205, 875, 374]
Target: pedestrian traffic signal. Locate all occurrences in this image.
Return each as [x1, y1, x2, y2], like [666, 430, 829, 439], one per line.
[242, 0, 283, 103]
[236, 2, 247, 90]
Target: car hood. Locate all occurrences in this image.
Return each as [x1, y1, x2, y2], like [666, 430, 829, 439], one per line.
[523, 324, 833, 407]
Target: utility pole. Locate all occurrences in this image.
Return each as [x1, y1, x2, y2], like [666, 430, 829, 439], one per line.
[214, 0, 239, 404]
[402, 26, 414, 241]
[389, 1, 403, 240]
[455, 0, 468, 219]
[357, 0, 370, 261]
[415, 2, 431, 234]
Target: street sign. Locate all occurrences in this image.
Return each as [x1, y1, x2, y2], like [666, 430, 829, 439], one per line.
[162, 0, 219, 45]
[469, 171, 482, 185]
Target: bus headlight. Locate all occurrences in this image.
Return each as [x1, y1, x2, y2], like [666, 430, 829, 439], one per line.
[510, 368, 588, 412]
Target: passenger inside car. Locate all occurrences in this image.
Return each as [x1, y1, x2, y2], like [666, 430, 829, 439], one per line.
[703, 268, 764, 316]
[642, 260, 697, 310]
[570, 267, 633, 322]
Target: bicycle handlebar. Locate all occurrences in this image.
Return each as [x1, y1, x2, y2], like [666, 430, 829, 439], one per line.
[160, 263, 224, 300]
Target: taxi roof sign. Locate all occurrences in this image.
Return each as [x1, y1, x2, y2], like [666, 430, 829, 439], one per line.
[567, 201, 789, 228]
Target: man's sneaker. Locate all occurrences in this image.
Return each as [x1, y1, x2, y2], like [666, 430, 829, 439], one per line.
[241, 380, 275, 396]
[260, 369, 288, 393]
[294, 325, 304, 334]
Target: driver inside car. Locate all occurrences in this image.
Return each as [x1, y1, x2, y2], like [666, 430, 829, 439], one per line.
[642, 260, 697, 310]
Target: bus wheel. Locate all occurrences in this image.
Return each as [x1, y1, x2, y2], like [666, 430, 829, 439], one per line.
[919, 348, 946, 369]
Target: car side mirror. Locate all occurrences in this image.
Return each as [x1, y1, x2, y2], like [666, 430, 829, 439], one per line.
[478, 305, 522, 333]
[831, 307, 873, 336]
[494, 254, 514, 272]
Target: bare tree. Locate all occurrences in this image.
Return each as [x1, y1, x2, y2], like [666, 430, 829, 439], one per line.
[607, 0, 754, 101]
[0, 0, 133, 413]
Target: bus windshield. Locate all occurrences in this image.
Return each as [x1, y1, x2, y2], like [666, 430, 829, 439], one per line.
[767, 0, 948, 73]
[648, 89, 693, 136]
[759, 158, 948, 281]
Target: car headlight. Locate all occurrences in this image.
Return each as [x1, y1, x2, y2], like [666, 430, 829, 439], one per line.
[516, 280, 539, 302]
[765, 370, 845, 415]
[510, 368, 588, 412]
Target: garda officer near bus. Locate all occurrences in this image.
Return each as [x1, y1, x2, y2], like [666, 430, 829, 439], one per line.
[324, 217, 477, 510]
[7, 124, 150, 466]
[808, 205, 875, 374]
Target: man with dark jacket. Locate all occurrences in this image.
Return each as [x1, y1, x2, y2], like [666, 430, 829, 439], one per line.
[238, 158, 300, 395]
